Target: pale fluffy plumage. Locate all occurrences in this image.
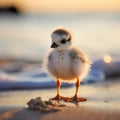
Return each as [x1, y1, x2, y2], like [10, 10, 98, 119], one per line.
[45, 28, 90, 83]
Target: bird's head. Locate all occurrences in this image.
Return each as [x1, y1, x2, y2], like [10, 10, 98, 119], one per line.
[51, 28, 73, 51]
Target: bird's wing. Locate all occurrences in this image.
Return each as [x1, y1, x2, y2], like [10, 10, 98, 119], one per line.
[69, 48, 90, 63]
[76, 54, 90, 63]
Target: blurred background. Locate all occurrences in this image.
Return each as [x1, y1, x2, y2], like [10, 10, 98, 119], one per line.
[0, 0, 120, 90]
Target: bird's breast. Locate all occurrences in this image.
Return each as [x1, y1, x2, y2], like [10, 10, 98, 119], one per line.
[47, 48, 90, 81]
[54, 52, 70, 69]
[51, 52, 76, 80]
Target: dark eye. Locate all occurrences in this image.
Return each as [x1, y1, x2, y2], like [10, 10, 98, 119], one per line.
[60, 39, 66, 44]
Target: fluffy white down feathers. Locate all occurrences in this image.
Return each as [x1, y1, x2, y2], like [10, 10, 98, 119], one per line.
[44, 28, 90, 82]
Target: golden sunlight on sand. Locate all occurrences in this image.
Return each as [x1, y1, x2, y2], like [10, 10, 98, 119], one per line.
[0, 0, 120, 13]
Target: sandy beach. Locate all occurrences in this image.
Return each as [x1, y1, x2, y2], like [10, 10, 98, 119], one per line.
[0, 79, 120, 120]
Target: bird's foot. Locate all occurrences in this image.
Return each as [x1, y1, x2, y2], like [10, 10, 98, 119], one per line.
[50, 94, 69, 101]
[64, 95, 87, 102]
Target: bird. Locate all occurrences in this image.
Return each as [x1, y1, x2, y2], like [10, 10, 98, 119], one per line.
[45, 28, 90, 102]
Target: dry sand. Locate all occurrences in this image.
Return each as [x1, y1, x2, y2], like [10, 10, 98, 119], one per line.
[0, 79, 120, 120]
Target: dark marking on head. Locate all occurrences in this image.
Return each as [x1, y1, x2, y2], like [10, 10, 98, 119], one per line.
[53, 29, 71, 41]
[67, 35, 71, 41]
[60, 39, 66, 44]
[53, 29, 70, 35]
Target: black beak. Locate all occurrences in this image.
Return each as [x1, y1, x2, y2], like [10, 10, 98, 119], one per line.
[51, 42, 58, 48]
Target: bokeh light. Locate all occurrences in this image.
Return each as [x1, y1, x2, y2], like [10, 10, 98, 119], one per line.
[103, 55, 112, 64]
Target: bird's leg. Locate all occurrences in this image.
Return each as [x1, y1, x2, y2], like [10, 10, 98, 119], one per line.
[65, 78, 87, 102]
[50, 78, 68, 101]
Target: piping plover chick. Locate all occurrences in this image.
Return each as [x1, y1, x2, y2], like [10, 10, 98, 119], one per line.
[45, 28, 90, 102]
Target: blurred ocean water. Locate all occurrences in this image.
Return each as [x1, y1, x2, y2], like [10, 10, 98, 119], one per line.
[0, 13, 120, 90]
[0, 58, 120, 90]
[0, 13, 120, 60]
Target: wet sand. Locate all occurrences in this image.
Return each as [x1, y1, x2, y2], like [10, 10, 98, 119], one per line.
[0, 79, 120, 120]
